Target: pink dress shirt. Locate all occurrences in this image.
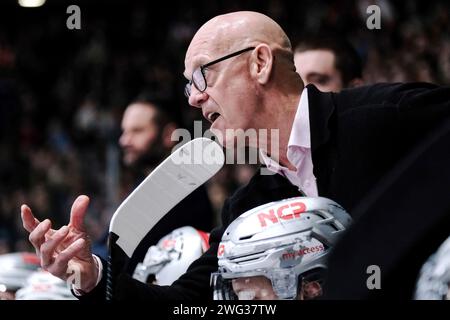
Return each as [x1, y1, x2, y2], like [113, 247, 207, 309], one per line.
[260, 88, 318, 196]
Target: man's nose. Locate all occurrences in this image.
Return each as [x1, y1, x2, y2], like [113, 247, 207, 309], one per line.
[188, 86, 209, 108]
[119, 133, 130, 147]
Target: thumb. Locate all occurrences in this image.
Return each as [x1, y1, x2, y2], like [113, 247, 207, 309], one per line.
[69, 195, 90, 232]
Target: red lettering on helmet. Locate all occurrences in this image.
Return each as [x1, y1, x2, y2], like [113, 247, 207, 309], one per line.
[282, 252, 295, 260]
[218, 244, 225, 257]
[281, 245, 325, 260]
[277, 205, 292, 220]
[196, 230, 210, 251]
[257, 209, 278, 227]
[290, 202, 306, 218]
[257, 201, 307, 227]
[162, 239, 176, 249]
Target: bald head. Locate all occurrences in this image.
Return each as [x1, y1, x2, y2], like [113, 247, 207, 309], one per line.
[185, 11, 292, 75]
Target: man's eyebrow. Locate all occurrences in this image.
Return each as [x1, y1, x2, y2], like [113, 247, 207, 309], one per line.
[183, 54, 210, 79]
[306, 72, 329, 80]
[306, 72, 327, 77]
[183, 65, 199, 80]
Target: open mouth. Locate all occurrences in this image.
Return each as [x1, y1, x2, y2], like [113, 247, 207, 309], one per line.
[207, 112, 220, 123]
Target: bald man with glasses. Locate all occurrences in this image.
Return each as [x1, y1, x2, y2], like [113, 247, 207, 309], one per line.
[21, 11, 450, 300]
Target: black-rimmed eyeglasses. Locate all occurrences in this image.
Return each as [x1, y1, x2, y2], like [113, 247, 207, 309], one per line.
[184, 47, 255, 98]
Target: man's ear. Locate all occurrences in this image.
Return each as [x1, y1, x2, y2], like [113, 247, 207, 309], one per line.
[249, 44, 274, 85]
[162, 122, 177, 149]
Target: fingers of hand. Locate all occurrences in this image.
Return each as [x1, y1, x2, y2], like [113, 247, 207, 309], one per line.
[47, 238, 86, 277]
[21, 204, 40, 233]
[69, 195, 90, 232]
[40, 226, 70, 269]
[28, 219, 52, 253]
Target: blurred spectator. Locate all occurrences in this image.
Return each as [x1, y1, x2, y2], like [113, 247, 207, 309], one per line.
[294, 35, 364, 91]
[117, 97, 215, 271]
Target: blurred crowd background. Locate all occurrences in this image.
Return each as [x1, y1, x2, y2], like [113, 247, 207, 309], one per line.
[0, 0, 449, 255]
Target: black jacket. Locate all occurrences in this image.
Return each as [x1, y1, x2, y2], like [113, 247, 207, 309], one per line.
[81, 82, 450, 300]
[323, 117, 450, 300]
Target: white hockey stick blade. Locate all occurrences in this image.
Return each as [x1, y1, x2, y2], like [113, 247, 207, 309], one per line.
[109, 137, 224, 257]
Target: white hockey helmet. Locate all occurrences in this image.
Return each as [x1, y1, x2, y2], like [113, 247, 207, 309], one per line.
[133, 226, 210, 285]
[0, 252, 40, 295]
[211, 197, 352, 300]
[414, 235, 450, 300]
[15, 269, 76, 300]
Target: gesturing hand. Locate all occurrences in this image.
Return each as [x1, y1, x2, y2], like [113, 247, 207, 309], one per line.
[21, 195, 99, 292]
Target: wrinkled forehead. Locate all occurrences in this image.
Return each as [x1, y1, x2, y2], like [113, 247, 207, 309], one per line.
[184, 22, 237, 78]
[184, 41, 213, 78]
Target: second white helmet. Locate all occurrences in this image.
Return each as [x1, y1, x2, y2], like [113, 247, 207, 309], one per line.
[133, 226, 210, 285]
